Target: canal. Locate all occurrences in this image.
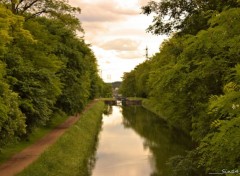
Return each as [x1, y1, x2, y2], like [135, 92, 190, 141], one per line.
[91, 105, 191, 176]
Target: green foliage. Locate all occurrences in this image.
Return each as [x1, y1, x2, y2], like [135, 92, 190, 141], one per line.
[197, 65, 240, 172]
[0, 61, 26, 148]
[0, 4, 105, 148]
[134, 61, 151, 97]
[100, 83, 112, 98]
[197, 116, 240, 172]
[0, 0, 81, 30]
[119, 71, 137, 97]
[142, 0, 240, 35]
[0, 5, 27, 148]
[167, 153, 201, 176]
[137, 8, 240, 138]
[0, 6, 12, 54]
[3, 17, 62, 131]
[119, 60, 151, 98]
[53, 30, 101, 114]
[121, 7, 240, 174]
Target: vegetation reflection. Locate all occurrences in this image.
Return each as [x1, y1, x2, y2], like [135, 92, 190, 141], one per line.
[122, 106, 192, 176]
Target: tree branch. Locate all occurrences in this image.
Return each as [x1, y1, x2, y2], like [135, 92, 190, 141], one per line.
[21, 0, 40, 14]
[16, 0, 25, 13]
[11, 0, 17, 13]
[25, 9, 48, 21]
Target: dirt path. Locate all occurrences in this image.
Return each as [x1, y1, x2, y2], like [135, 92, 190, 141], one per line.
[0, 100, 98, 176]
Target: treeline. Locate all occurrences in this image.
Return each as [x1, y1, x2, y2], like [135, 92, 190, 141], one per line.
[0, 1, 111, 149]
[120, 1, 240, 175]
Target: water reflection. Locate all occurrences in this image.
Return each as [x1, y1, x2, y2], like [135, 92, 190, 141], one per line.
[122, 106, 192, 176]
[91, 106, 191, 176]
[103, 105, 113, 116]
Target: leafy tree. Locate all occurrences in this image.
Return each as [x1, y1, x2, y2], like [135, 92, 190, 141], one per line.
[99, 82, 112, 98]
[0, 6, 26, 147]
[134, 60, 151, 98]
[142, 0, 240, 35]
[2, 16, 64, 131]
[119, 71, 137, 97]
[0, 1, 105, 147]
[0, 0, 81, 20]
[196, 65, 240, 172]
[0, 62, 26, 148]
[0, 6, 12, 54]
[121, 7, 240, 174]
[54, 30, 98, 114]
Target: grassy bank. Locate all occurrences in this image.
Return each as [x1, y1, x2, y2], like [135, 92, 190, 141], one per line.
[142, 99, 167, 120]
[17, 101, 104, 176]
[0, 110, 68, 164]
[127, 97, 144, 100]
[142, 99, 191, 135]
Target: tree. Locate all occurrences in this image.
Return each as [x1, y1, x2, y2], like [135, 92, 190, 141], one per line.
[0, 0, 80, 19]
[197, 65, 240, 172]
[0, 6, 26, 147]
[0, 2, 105, 146]
[142, 0, 239, 35]
[123, 7, 240, 174]
[3, 17, 63, 131]
[0, 61, 26, 148]
[134, 60, 151, 98]
[119, 71, 137, 97]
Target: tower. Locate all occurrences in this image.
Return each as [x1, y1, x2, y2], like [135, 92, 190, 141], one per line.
[145, 46, 149, 59]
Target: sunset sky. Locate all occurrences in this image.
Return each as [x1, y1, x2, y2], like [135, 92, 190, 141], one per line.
[70, 0, 167, 82]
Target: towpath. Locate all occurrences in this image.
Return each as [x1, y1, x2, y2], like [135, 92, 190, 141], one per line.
[0, 100, 97, 176]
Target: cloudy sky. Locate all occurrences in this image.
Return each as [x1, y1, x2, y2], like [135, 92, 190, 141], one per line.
[70, 0, 167, 82]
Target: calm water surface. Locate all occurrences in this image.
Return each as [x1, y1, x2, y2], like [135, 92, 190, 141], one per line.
[91, 106, 191, 176]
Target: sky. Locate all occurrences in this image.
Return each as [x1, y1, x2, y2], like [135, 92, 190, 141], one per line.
[70, 0, 167, 82]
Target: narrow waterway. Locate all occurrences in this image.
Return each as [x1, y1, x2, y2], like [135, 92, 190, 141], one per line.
[91, 105, 191, 176]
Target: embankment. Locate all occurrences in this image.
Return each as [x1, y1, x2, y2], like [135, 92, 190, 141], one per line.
[142, 99, 167, 120]
[17, 101, 104, 176]
[142, 99, 190, 135]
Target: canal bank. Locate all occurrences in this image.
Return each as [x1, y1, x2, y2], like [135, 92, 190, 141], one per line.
[14, 101, 192, 176]
[16, 101, 105, 176]
[142, 99, 191, 135]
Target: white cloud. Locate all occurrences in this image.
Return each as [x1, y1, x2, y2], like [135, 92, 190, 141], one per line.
[100, 39, 140, 51]
[74, 1, 138, 23]
[69, 0, 167, 82]
[117, 51, 143, 59]
[139, 0, 150, 6]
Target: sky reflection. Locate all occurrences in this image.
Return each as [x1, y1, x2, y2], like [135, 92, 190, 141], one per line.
[92, 106, 154, 176]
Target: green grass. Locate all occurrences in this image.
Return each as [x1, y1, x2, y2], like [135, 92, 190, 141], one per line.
[0, 110, 68, 164]
[127, 97, 144, 100]
[142, 98, 167, 120]
[17, 101, 104, 176]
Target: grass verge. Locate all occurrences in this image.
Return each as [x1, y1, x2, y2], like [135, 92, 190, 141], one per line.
[127, 97, 144, 100]
[17, 101, 104, 176]
[142, 98, 167, 120]
[0, 110, 68, 164]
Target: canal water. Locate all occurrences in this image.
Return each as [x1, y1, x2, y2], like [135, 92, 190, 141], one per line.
[91, 105, 191, 176]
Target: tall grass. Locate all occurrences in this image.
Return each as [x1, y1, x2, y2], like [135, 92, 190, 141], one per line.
[17, 101, 104, 176]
